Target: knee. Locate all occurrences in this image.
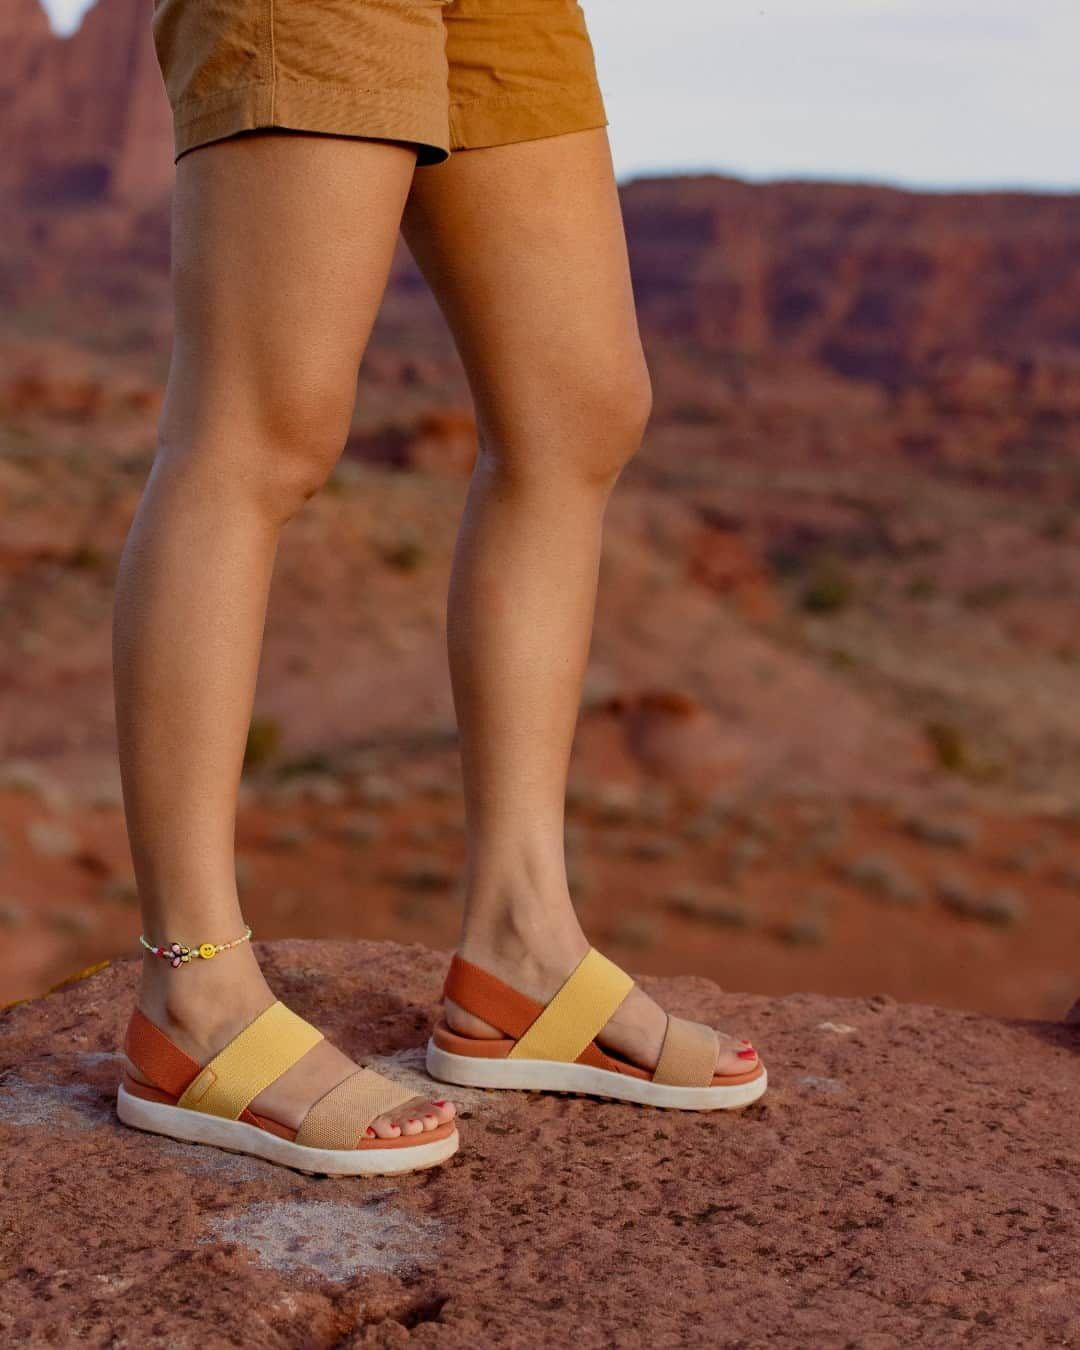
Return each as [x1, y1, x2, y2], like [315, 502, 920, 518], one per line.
[485, 355, 653, 489]
[593, 361, 653, 479]
[158, 363, 357, 522]
[565, 358, 653, 485]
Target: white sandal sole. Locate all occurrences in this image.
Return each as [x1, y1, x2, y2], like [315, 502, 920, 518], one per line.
[116, 1083, 460, 1176]
[425, 1040, 767, 1110]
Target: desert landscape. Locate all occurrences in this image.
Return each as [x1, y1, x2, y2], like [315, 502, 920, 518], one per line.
[2, 0, 1079, 1025]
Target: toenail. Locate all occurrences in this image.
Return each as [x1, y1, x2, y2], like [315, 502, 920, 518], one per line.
[365, 1127, 376, 1137]
[736, 1048, 757, 1060]
[433, 1101, 448, 1107]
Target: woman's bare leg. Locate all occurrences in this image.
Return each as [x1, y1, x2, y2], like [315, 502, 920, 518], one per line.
[113, 131, 454, 1139]
[401, 128, 757, 1075]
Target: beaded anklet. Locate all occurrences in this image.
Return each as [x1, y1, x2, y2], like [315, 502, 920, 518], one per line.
[140, 924, 252, 968]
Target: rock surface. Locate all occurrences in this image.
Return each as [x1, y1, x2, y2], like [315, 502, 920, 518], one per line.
[1, 940, 1077, 1348]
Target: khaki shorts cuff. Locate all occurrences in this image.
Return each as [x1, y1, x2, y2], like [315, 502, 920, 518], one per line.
[447, 81, 607, 154]
[172, 80, 452, 166]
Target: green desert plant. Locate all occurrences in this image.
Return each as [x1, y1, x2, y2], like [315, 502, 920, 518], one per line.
[937, 872, 975, 915]
[339, 813, 383, 846]
[844, 853, 925, 906]
[800, 555, 855, 614]
[975, 889, 1025, 927]
[662, 885, 752, 929]
[379, 535, 426, 571]
[244, 716, 282, 770]
[394, 857, 455, 891]
[924, 722, 968, 772]
[904, 812, 978, 849]
[775, 912, 828, 947]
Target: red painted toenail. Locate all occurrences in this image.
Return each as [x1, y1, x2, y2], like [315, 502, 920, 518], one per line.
[408, 1118, 420, 1124]
[433, 1101, 448, 1107]
[365, 1127, 376, 1137]
[737, 1048, 757, 1060]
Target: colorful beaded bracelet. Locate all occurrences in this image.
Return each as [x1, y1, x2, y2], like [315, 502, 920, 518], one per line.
[140, 924, 252, 968]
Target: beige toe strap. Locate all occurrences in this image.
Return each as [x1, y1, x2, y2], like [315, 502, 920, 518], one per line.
[293, 1069, 418, 1149]
[652, 1015, 717, 1087]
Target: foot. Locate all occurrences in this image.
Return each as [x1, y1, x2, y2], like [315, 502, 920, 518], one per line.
[446, 927, 759, 1078]
[127, 946, 456, 1141]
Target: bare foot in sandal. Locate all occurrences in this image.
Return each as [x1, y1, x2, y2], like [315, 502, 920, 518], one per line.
[123, 940, 457, 1162]
[429, 915, 764, 1108]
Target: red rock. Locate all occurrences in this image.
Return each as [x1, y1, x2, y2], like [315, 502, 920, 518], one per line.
[687, 524, 780, 624]
[0, 0, 173, 208]
[1, 939, 1077, 1346]
[599, 688, 751, 792]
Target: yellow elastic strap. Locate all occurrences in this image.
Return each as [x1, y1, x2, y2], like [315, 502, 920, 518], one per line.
[176, 1001, 324, 1119]
[507, 948, 633, 1064]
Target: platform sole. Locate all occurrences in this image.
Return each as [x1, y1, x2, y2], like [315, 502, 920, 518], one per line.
[426, 1041, 767, 1110]
[116, 1083, 459, 1176]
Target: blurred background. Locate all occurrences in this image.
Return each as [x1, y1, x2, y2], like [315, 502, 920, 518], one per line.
[2, 0, 1078, 1016]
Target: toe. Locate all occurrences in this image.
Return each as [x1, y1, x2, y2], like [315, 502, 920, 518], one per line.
[367, 1095, 456, 1140]
[715, 1033, 759, 1076]
[403, 1094, 456, 1128]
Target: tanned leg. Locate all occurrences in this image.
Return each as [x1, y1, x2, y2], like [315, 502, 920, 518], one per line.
[400, 127, 757, 1076]
[113, 131, 455, 1139]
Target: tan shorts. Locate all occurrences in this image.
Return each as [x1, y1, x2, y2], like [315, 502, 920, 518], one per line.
[150, 0, 609, 167]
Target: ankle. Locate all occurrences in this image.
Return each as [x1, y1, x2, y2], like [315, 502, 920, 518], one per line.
[135, 946, 274, 1051]
[457, 895, 590, 998]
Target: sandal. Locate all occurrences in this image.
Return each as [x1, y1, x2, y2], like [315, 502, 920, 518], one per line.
[117, 1001, 460, 1175]
[426, 947, 766, 1110]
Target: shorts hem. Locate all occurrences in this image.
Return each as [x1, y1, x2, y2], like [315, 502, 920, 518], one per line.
[172, 80, 452, 167]
[447, 82, 608, 154]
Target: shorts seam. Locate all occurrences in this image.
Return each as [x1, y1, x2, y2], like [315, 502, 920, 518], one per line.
[449, 81, 602, 113]
[173, 83, 272, 121]
[267, 0, 277, 120]
[172, 78, 436, 121]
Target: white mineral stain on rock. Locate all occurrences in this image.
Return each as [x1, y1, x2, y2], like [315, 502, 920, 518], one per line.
[203, 1199, 443, 1281]
[816, 1021, 857, 1034]
[0, 1078, 111, 1128]
[796, 1075, 843, 1093]
[153, 1136, 272, 1180]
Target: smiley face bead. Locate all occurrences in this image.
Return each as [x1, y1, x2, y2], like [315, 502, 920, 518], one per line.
[139, 924, 251, 966]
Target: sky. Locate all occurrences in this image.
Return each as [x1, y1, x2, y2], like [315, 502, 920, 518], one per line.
[40, 0, 1080, 191]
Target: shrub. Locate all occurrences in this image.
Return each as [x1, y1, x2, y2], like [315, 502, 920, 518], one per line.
[937, 873, 975, 914]
[924, 722, 968, 772]
[800, 556, 855, 614]
[905, 812, 978, 849]
[974, 889, 1025, 927]
[662, 885, 751, 929]
[244, 716, 282, 770]
[379, 536, 426, 571]
[906, 576, 939, 601]
[844, 853, 925, 905]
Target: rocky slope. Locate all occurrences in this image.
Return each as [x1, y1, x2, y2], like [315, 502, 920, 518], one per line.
[2, 1, 1078, 1026]
[1, 940, 1077, 1348]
